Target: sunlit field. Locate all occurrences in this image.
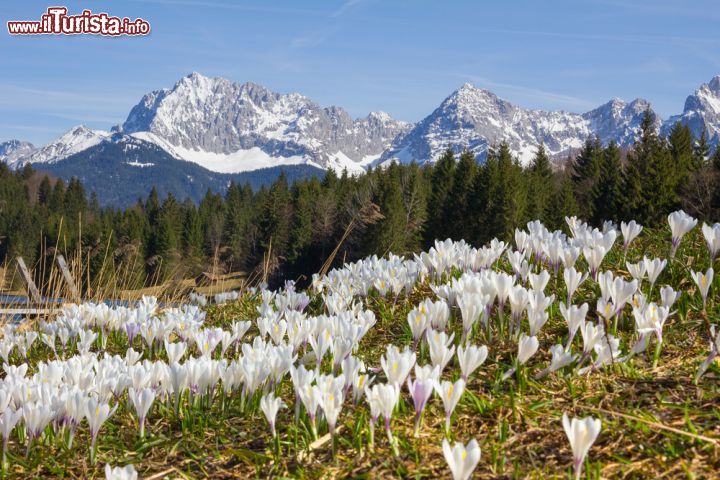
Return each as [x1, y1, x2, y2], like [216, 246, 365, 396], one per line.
[2, 212, 719, 479]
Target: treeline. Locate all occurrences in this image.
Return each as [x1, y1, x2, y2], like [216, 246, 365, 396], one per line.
[1, 110, 719, 291]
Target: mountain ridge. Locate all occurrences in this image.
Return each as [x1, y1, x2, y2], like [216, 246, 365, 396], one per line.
[3, 73, 720, 184]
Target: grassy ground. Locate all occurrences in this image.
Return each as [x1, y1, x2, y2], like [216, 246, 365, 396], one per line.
[4, 228, 720, 479]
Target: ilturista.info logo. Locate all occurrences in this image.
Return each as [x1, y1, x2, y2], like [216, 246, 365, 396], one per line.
[7, 7, 150, 36]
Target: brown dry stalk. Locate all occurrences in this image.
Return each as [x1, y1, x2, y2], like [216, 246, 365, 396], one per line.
[584, 405, 719, 446]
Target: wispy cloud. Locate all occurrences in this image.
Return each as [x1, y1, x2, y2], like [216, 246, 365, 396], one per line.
[289, 0, 369, 50]
[331, 0, 366, 18]
[0, 83, 134, 109]
[289, 27, 338, 49]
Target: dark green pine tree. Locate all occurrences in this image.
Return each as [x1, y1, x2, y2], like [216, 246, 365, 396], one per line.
[48, 178, 66, 214]
[668, 122, 695, 191]
[366, 162, 408, 254]
[258, 173, 292, 268]
[425, 149, 456, 244]
[591, 141, 623, 225]
[693, 127, 710, 170]
[444, 149, 477, 240]
[571, 136, 603, 220]
[287, 180, 317, 269]
[547, 171, 579, 231]
[711, 147, 720, 215]
[467, 154, 491, 245]
[38, 176, 52, 206]
[399, 162, 428, 252]
[64, 177, 87, 221]
[484, 143, 527, 240]
[620, 153, 644, 221]
[650, 123, 678, 221]
[713, 146, 720, 172]
[528, 143, 552, 223]
[181, 201, 203, 258]
[629, 109, 677, 223]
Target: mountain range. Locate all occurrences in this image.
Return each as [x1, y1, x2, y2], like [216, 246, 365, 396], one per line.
[2, 72, 720, 205]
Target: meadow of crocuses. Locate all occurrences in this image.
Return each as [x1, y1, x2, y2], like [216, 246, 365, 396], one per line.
[1, 211, 719, 479]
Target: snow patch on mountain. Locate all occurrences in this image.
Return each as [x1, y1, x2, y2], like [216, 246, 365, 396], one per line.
[119, 72, 409, 173]
[19, 126, 109, 167]
[0, 140, 35, 169]
[663, 75, 720, 147]
[379, 83, 655, 167]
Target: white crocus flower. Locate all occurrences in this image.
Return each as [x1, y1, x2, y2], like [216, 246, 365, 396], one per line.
[583, 246, 608, 281]
[560, 303, 588, 349]
[456, 344, 488, 381]
[85, 397, 117, 459]
[380, 345, 416, 388]
[563, 267, 588, 306]
[536, 344, 577, 379]
[626, 261, 647, 284]
[668, 210, 697, 258]
[164, 341, 187, 364]
[442, 438, 481, 480]
[0, 407, 22, 463]
[434, 378, 465, 435]
[427, 329, 456, 372]
[691, 267, 714, 310]
[407, 307, 429, 349]
[128, 387, 156, 438]
[501, 334, 540, 381]
[562, 413, 601, 480]
[659, 286, 680, 310]
[104, 464, 138, 480]
[517, 334, 539, 365]
[621, 220, 643, 253]
[260, 392, 286, 438]
[702, 222, 720, 261]
[580, 322, 604, 358]
[371, 383, 400, 455]
[319, 386, 343, 437]
[642, 257, 667, 292]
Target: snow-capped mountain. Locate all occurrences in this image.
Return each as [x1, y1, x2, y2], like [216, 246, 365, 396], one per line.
[117, 72, 410, 174]
[4, 72, 720, 196]
[663, 75, 720, 144]
[378, 84, 659, 167]
[18, 126, 110, 167]
[0, 140, 35, 169]
[582, 97, 660, 147]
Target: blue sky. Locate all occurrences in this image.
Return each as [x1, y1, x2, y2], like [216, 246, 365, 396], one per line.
[1, 0, 719, 145]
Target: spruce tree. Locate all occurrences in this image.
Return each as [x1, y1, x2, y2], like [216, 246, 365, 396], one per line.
[466, 157, 489, 245]
[591, 141, 623, 225]
[571, 137, 603, 219]
[528, 143, 552, 223]
[694, 127, 710, 170]
[445, 149, 477, 240]
[425, 149, 456, 244]
[668, 122, 695, 191]
[629, 109, 677, 223]
[548, 171, 578, 231]
[38, 177, 52, 206]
